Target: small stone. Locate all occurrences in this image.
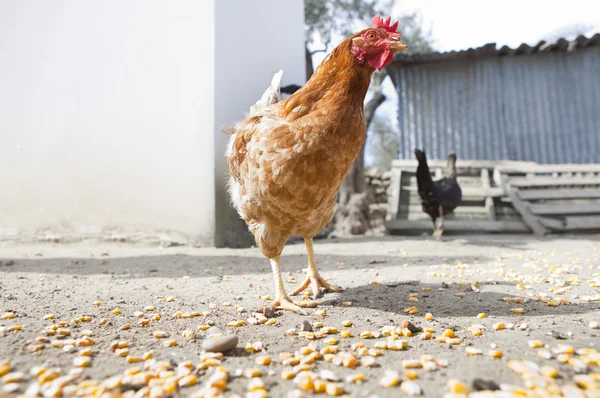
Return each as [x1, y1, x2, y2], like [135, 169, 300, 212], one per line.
[472, 379, 500, 391]
[300, 320, 313, 332]
[551, 330, 568, 340]
[261, 307, 276, 319]
[202, 335, 239, 353]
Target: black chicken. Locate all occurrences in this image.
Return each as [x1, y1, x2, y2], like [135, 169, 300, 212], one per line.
[415, 149, 462, 238]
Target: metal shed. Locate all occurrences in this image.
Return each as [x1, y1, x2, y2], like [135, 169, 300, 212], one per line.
[387, 34, 600, 164]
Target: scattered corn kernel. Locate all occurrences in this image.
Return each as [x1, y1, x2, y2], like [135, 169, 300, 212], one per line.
[447, 379, 469, 394]
[255, 356, 271, 366]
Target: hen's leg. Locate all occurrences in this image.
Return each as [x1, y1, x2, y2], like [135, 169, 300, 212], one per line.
[269, 257, 317, 315]
[433, 206, 444, 238]
[290, 238, 343, 299]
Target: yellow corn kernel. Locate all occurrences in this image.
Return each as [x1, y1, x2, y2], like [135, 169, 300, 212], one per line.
[315, 310, 326, 317]
[465, 347, 482, 356]
[403, 360, 423, 369]
[492, 323, 505, 331]
[342, 357, 358, 368]
[99, 318, 107, 325]
[182, 330, 194, 339]
[73, 356, 91, 367]
[281, 370, 296, 380]
[477, 313, 486, 319]
[178, 375, 197, 387]
[425, 313, 433, 321]
[405, 371, 419, 380]
[326, 338, 338, 345]
[528, 340, 544, 348]
[297, 377, 314, 392]
[325, 383, 344, 396]
[153, 331, 167, 338]
[43, 314, 55, 320]
[340, 330, 352, 338]
[163, 340, 177, 347]
[255, 356, 271, 366]
[92, 301, 101, 307]
[8, 325, 22, 332]
[139, 319, 150, 326]
[0, 361, 10, 377]
[446, 338, 462, 345]
[511, 308, 525, 314]
[126, 356, 143, 363]
[488, 349, 503, 359]
[447, 379, 469, 394]
[380, 371, 400, 388]
[112, 309, 121, 315]
[341, 320, 353, 327]
[541, 366, 559, 378]
[443, 329, 455, 338]
[198, 324, 211, 331]
[115, 348, 129, 357]
[311, 379, 326, 393]
[121, 323, 131, 330]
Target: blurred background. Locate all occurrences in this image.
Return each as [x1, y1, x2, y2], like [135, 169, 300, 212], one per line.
[0, 0, 598, 247]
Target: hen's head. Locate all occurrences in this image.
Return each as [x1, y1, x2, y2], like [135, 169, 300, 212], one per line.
[351, 15, 408, 70]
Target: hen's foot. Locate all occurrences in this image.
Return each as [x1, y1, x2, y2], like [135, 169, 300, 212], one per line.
[290, 272, 343, 299]
[433, 228, 444, 239]
[272, 297, 318, 315]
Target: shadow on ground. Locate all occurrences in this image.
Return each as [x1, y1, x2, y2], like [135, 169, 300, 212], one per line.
[320, 281, 600, 320]
[0, 254, 490, 277]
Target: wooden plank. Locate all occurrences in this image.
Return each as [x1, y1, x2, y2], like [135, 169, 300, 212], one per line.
[539, 217, 566, 230]
[481, 168, 496, 221]
[496, 164, 600, 174]
[385, 168, 402, 222]
[517, 188, 600, 200]
[393, 159, 536, 170]
[385, 219, 530, 233]
[539, 216, 600, 231]
[500, 174, 546, 236]
[402, 186, 505, 197]
[529, 203, 600, 215]
[509, 177, 600, 188]
[400, 205, 489, 215]
[565, 216, 600, 230]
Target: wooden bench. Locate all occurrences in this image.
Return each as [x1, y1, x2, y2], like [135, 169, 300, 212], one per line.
[496, 165, 600, 236]
[385, 160, 534, 234]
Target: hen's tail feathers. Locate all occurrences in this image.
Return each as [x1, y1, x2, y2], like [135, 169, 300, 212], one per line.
[249, 70, 283, 115]
[219, 124, 236, 135]
[415, 148, 433, 187]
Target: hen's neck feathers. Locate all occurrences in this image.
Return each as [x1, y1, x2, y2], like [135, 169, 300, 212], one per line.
[281, 39, 373, 119]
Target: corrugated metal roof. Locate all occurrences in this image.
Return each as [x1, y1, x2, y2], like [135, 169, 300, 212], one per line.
[390, 33, 600, 66]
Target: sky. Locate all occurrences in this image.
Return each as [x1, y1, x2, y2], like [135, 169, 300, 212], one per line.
[394, 0, 600, 52]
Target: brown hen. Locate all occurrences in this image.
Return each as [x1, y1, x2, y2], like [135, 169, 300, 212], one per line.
[226, 15, 407, 313]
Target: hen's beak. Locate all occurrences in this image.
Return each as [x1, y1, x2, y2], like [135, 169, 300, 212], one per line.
[388, 37, 408, 52]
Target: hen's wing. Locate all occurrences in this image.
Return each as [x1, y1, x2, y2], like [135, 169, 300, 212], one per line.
[227, 70, 284, 181]
[250, 70, 283, 114]
[432, 179, 462, 207]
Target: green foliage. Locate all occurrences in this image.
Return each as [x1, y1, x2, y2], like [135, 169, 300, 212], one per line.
[304, 0, 433, 54]
[305, 0, 394, 46]
[366, 114, 399, 170]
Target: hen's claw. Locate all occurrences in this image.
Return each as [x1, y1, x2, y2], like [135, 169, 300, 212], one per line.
[272, 297, 318, 315]
[290, 273, 343, 299]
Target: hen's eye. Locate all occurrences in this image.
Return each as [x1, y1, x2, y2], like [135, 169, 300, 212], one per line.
[366, 32, 376, 40]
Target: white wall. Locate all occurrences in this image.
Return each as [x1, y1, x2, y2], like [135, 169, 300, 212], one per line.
[214, 0, 306, 247]
[0, 0, 305, 246]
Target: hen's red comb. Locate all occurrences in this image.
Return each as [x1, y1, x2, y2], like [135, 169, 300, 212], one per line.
[372, 14, 399, 34]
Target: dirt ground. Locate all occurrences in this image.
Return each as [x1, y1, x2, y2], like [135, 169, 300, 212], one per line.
[1, 234, 599, 397]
